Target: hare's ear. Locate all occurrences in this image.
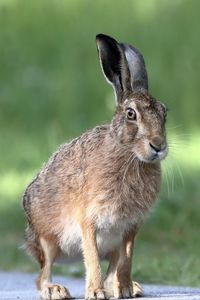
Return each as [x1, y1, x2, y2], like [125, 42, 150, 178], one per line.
[96, 34, 131, 103]
[120, 43, 148, 92]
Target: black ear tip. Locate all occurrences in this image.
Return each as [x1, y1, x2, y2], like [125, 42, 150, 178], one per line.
[96, 33, 118, 44]
[96, 33, 104, 40]
[96, 33, 109, 40]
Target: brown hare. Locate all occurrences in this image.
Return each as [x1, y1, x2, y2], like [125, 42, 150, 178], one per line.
[23, 34, 168, 300]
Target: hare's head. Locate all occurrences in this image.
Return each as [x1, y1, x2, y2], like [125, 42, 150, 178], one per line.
[96, 34, 168, 163]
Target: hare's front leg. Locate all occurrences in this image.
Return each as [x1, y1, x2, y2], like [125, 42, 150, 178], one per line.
[81, 223, 106, 300]
[105, 229, 143, 298]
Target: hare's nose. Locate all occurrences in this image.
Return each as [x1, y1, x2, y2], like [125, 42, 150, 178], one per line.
[149, 136, 166, 152]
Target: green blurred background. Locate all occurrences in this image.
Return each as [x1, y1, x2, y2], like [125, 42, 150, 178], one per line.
[0, 0, 200, 286]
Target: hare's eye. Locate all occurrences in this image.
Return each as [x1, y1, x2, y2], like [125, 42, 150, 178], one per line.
[126, 107, 136, 121]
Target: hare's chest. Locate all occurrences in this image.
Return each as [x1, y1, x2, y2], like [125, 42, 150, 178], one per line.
[95, 209, 138, 255]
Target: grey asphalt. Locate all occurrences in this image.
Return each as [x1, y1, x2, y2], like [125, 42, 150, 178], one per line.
[0, 271, 200, 300]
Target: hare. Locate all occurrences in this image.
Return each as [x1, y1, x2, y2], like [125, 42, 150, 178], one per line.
[23, 33, 168, 300]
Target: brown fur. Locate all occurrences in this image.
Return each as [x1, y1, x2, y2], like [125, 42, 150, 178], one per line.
[22, 34, 168, 300]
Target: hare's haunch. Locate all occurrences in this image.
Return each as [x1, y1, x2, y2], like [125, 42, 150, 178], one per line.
[23, 34, 168, 300]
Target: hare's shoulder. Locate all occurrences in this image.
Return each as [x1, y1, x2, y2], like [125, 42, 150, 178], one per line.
[23, 125, 109, 202]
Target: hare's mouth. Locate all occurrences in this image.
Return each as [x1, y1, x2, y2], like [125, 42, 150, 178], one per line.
[136, 143, 168, 163]
[150, 147, 168, 162]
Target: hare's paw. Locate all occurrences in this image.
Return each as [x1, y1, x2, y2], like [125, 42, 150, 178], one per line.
[40, 283, 71, 300]
[133, 281, 143, 297]
[113, 281, 133, 299]
[85, 288, 107, 300]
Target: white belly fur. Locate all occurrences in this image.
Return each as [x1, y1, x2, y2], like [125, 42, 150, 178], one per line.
[58, 212, 139, 260]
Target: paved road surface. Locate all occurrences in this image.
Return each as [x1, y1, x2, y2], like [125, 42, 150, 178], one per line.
[0, 271, 200, 299]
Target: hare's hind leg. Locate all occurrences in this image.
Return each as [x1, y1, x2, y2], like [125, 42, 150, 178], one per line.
[37, 237, 71, 300]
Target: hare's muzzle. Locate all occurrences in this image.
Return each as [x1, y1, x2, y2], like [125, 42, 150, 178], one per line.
[149, 136, 168, 162]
